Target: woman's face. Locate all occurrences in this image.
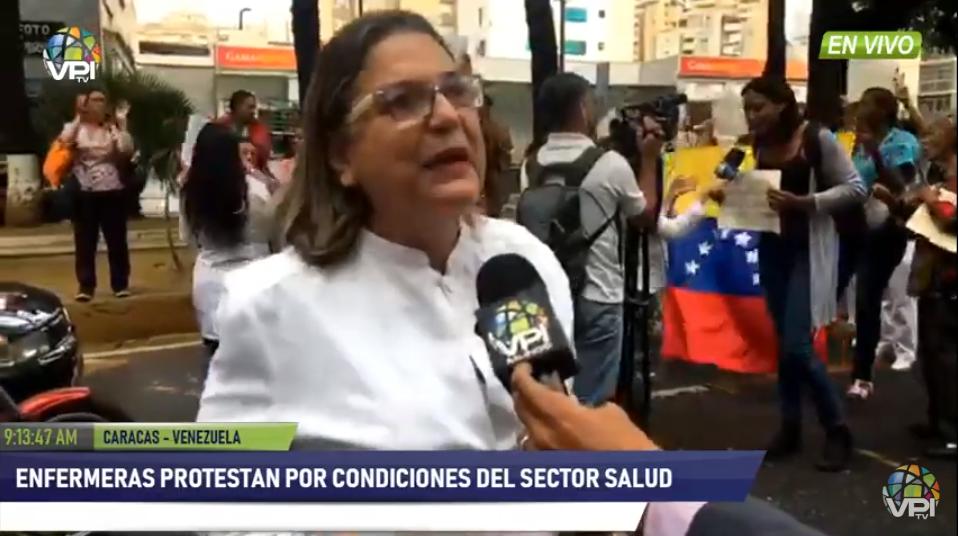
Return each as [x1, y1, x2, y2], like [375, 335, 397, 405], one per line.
[338, 32, 485, 221]
[922, 118, 955, 162]
[239, 142, 257, 170]
[742, 90, 784, 139]
[83, 91, 108, 122]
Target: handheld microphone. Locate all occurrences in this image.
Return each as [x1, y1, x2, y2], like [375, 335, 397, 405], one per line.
[475, 254, 577, 394]
[714, 147, 746, 180]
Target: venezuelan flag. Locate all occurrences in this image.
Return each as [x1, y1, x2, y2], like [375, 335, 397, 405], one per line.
[661, 218, 778, 373]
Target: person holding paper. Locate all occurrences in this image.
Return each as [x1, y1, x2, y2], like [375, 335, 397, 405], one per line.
[873, 116, 957, 458]
[740, 77, 866, 472]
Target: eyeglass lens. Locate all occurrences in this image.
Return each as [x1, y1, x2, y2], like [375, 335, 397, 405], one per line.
[379, 74, 481, 122]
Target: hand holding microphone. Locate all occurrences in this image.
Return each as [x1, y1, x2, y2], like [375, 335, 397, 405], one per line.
[511, 363, 658, 451]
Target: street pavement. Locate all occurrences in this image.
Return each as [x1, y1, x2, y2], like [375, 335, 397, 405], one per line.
[82, 344, 956, 536]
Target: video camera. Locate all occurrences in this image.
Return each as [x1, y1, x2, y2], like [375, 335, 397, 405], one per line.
[607, 94, 688, 160]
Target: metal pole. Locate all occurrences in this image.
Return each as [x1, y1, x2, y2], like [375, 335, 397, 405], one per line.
[558, 0, 566, 71]
[239, 7, 251, 30]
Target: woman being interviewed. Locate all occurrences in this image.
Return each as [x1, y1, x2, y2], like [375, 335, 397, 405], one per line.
[196, 11, 572, 450]
[741, 77, 867, 472]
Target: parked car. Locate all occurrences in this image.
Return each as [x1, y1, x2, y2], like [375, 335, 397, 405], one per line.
[0, 282, 81, 401]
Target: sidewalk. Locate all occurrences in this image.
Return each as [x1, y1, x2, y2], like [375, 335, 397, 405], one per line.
[0, 243, 198, 345]
[0, 217, 184, 257]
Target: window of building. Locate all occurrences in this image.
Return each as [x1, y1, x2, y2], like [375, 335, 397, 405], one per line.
[598, 42, 605, 51]
[565, 7, 588, 23]
[565, 40, 587, 56]
[599, 10, 606, 18]
[478, 8, 483, 27]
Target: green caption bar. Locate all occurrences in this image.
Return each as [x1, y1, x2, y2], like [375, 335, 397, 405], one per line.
[820, 31, 923, 60]
[2, 423, 296, 451]
[93, 423, 297, 450]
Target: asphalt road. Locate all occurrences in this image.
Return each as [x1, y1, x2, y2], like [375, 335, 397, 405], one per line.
[82, 344, 956, 536]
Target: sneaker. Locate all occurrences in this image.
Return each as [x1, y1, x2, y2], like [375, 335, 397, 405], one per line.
[816, 425, 853, 472]
[846, 379, 874, 400]
[75, 291, 93, 303]
[114, 289, 131, 299]
[764, 422, 802, 461]
[908, 422, 943, 440]
[891, 356, 916, 371]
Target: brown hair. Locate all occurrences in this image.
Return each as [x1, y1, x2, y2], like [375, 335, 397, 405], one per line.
[277, 10, 449, 267]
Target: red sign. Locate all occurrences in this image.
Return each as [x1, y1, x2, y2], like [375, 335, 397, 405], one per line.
[216, 45, 296, 71]
[679, 56, 808, 81]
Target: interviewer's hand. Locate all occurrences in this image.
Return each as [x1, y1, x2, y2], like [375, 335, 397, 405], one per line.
[511, 364, 658, 451]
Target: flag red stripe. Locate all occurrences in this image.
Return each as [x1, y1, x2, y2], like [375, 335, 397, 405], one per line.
[662, 287, 778, 374]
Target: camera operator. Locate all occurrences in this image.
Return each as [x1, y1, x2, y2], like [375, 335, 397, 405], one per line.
[519, 73, 660, 407]
[511, 364, 827, 536]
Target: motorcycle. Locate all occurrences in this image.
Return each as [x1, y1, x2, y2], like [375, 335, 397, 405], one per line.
[0, 384, 129, 423]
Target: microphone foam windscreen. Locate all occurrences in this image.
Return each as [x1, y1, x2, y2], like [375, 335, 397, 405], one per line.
[476, 254, 542, 306]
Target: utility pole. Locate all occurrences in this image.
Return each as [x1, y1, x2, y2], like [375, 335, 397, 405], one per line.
[558, 0, 566, 71]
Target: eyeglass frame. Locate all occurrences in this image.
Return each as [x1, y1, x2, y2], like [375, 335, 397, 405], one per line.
[346, 72, 485, 125]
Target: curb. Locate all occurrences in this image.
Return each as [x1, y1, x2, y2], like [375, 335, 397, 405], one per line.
[0, 242, 188, 259]
[67, 291, 197, 346]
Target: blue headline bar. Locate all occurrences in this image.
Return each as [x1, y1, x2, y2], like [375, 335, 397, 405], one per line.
[0, 451, 763, 502]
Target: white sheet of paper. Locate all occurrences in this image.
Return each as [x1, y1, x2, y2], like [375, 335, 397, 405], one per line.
[718, 170, 782, 234]
[907, 189, 957, 253]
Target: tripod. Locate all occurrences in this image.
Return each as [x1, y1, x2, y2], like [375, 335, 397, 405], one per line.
[616, 157, 663, 430]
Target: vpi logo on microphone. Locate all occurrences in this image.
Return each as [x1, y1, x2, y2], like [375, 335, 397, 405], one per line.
[882, 464, 940, 519]
[487, 300, 553, 361]
[42, 26, 101, 82]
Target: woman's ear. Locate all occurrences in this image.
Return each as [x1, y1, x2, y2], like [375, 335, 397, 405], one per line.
[328, 135, 355, 187]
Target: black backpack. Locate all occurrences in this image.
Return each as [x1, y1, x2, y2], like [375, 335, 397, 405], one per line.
[516, 146, 617, 297]
[802, 121, 868, 237]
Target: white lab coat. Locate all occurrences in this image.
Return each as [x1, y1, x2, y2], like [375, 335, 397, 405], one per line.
[197, 217, 574, 451]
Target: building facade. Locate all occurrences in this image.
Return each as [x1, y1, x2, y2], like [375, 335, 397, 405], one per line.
[482, 0, 635, 63]
[919, 53, 957, 118]
[634, 0, 766, 62]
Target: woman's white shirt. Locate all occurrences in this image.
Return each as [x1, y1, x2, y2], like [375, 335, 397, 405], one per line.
[190, 175, 275, 340]
[197, 217, 573, 450]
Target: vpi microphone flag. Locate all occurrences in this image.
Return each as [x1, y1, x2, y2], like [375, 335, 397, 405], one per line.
[0, 424, 764, 532]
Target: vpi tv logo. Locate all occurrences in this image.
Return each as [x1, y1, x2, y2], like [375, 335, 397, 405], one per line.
[882, 464, 941, 519]
[42, 26, 101, 82]
[820, 31, 923, 60]
[487, 300, 553, 361]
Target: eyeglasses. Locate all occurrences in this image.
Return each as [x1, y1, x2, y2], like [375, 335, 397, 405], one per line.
[347, 72, 484, 125]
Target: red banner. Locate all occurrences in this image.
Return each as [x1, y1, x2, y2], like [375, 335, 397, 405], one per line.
[216, 45, 296, 71]
[680, 56, 808, 80]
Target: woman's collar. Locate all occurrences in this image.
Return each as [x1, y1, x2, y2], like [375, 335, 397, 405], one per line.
[358, 220, 475, 273]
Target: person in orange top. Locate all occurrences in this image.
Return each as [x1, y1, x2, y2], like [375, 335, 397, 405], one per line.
[215, 90, 272, 171]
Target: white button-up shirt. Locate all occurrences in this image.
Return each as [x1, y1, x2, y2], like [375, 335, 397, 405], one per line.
[197, 217, 573, 450]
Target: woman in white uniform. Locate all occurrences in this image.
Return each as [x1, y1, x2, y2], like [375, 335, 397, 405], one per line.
[181, 123, 274, 357]
[196, 11, 572, 450]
